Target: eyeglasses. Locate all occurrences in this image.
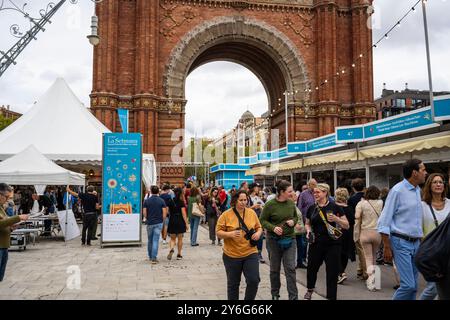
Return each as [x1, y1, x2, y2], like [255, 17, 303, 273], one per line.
[432, 181, 445, 185]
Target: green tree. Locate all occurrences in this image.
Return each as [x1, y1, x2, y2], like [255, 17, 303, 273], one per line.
[0, 114, 15, 131]
[184, 138, 215, 184]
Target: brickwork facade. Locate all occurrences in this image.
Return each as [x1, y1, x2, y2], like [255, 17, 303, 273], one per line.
[91, 0, 376, 184]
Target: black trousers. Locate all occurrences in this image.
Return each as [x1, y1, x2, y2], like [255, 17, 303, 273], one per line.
[340, 250, 349, 274]
[208, 214, 218, 241]
[223, 253, 260, 300]
[82, 213, 97, 245]
[307, 241, 341, 300]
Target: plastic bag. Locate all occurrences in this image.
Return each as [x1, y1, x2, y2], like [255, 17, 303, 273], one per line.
[415, 215, 450, 282]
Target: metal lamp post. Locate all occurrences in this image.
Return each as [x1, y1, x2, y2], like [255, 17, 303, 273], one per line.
[0, 0, 103, 78]
[421, 0, 435, 121]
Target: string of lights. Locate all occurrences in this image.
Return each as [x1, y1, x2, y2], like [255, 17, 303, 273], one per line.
[305, 0, 424, 94]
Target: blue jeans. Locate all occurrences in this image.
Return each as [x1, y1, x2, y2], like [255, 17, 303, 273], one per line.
[147, 223, 163, 260]
[419, 282, 438, 300]
[190, 216, 201, 245]
[0, 249, 8, 281]
[390, 236, 420, 300]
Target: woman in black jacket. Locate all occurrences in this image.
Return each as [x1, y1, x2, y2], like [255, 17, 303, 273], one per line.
[206, 187, 222, 245]
[304, 183, 350, 300]
[334, 187, 356, 285]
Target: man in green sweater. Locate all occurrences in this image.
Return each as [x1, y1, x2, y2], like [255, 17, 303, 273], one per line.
[260, 180, 298, 300]
[0, 183, 29, 281]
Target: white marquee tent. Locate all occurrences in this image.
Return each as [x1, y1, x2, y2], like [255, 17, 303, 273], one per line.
[0, 78, 157, 186]
[0, 145, 85, 241]
[0, 145, 86, 186]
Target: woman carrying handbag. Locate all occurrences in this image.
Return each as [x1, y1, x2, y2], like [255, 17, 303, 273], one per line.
[419, 173, 450, 300]
[216, 190, 263, 300]
[354, 186, 383, 291]
[304, 183, 349, 300]
[188, 186, 203, 247]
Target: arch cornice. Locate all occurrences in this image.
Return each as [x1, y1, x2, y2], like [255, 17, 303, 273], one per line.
[164, 15, 310, 104]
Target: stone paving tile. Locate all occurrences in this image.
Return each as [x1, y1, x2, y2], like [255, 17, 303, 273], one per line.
[0, 224, 320, 300]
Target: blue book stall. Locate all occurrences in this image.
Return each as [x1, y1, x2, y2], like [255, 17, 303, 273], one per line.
[210, 164, 254, 190]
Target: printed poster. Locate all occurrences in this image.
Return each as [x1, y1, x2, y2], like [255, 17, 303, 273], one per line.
[102, 133, 142, 243]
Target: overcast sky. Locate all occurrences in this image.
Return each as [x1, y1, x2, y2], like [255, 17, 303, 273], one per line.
[0, 0, 449, 143]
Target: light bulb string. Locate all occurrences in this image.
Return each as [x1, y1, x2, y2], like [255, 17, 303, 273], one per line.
[299, 0, 424, 96]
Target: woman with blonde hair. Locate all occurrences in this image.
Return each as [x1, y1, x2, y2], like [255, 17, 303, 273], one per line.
[354, 185, 383, 291]
[304, 183, 349, 300]
[334, 188, 356, 285]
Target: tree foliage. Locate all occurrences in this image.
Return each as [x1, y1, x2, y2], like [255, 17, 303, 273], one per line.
[0, 114, 15, 131]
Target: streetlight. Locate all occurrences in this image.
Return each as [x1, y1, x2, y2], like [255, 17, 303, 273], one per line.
[421, 0, 435, 120]
[87, 0, 105, 46]
[0, 0, 104, 77]
[87, 15, 100, 46]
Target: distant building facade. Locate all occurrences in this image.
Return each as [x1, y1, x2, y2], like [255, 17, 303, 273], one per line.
[0, 105, 21, 119]
[375, 84, 450, 119]
[213, 110, 269, 161]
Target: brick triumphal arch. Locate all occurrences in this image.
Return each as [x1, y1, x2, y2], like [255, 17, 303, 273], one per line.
[91, 0, 376, 184]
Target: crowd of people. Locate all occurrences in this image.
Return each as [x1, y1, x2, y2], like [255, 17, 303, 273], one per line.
[142, 158, 450, 300]
[2, 158, 450, 300]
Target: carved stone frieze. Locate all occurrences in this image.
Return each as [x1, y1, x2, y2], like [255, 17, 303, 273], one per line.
[164, 16, 310, 99]
[160, 4, 197, 39]
[282, 12, 314, 47]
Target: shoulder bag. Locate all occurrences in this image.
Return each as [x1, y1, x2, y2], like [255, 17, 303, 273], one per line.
[317, 205, 343, 240]
[232, 208, 257, 246]
[191, 197, 205, 217]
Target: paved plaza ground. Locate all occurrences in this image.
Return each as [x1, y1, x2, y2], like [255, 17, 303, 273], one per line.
[0, 224, 319, 300]
[0, 224, 427, 300]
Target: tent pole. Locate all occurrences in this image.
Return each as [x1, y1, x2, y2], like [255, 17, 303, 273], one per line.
[65, 185, 69, 245]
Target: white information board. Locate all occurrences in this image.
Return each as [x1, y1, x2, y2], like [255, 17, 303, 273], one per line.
[102, 214, 141, 242]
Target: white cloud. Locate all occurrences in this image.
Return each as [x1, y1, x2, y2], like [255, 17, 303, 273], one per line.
[185, 61, 268, 142]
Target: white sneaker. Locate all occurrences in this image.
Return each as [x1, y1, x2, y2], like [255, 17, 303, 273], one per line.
[366, 274, 378, 291]
[337, 273, 347, 284]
